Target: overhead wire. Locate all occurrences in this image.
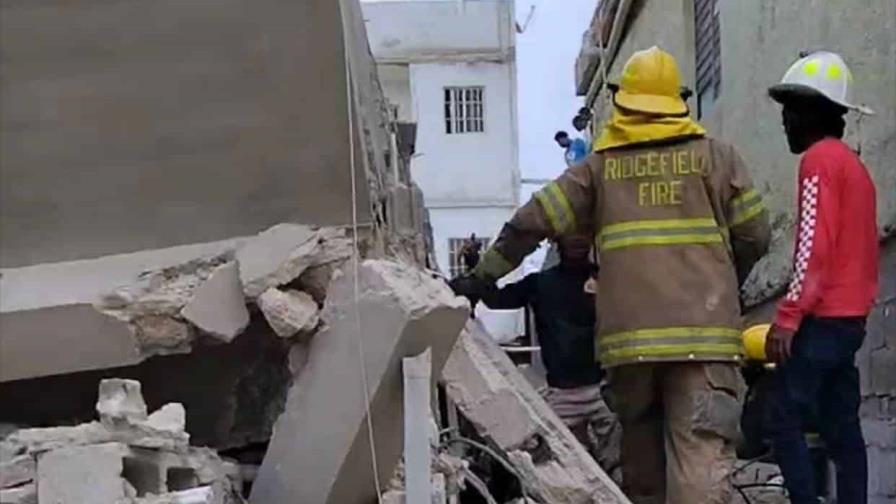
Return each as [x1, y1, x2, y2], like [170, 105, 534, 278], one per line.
[340, 2, 383, 500]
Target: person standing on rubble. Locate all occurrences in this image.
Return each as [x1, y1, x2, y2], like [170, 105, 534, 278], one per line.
[451, 46, 771, 503]
[764, 51, 879, 504]
[477, 233, 621, 483]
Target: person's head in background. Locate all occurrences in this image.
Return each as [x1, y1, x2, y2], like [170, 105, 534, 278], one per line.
[556, 234, 592, 268]
[572, 114, 589, 133]
[554, 130, 572, 148]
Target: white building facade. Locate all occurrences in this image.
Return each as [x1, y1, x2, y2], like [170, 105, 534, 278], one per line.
[364, 0, 522, 339]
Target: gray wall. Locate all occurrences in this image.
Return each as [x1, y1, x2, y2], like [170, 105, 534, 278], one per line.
[0, 0, 370, 268]
[707, 0, 896, 301]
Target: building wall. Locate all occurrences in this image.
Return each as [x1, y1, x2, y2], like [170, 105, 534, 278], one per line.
[363, 0, 514, 62]
[409, 61, 519, 208]
[377, 64, 414, 121]
[582, 1, 896, 499]
[0, 0, 371, 268]
[701, 0, 896, 302]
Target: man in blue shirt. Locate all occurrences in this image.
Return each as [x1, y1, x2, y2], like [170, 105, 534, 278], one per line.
[554, 130, 588, 166]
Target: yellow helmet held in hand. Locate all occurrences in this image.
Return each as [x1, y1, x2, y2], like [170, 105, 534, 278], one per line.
[615, 46, 689, 116]
[742, 324, 772, 361]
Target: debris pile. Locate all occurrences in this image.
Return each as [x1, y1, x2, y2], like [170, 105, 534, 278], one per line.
[95, 224, 351, 359]
[0, 379, 242, 504]
[441, 322, 628, 503]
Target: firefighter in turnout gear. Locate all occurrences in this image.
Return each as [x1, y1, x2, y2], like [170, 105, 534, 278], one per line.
[452, 46, 771, 503]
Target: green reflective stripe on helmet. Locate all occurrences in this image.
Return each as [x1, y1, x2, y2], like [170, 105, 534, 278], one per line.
[475, 248, 514, 281]
[729, 189, 765, 226]
[534, 182, 576, 234]
[598, 218, 724, 251]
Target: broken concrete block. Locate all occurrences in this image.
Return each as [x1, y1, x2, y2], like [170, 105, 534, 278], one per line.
[97, 378, 149, 426]
[257, 288, 319, 338]
[236, 224, 320, 298]
[441, 321, 629, 504]
[0, 417, 189, 457]
[295, 263, 337, 304]
[0, 483, 36, 504]
[37, 442, 130, 504]
[237, 225, 353, 299]
[0, 453, 34, 488]
[145, 404, 187, 435]
[132, 315, 194, 356]
[251, 259, 468, 504]
[180, 261, 249, 342]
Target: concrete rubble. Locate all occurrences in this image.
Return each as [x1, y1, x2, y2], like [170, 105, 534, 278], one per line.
[441, 321, 630, 504]
[0, 379, 241, 504]
[90, 224, 350, 360]
[251, 259, 469, 503]
[256, 288, 320, 339]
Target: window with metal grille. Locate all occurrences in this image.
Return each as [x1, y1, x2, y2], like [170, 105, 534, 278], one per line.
[448, 237, 490, 278]
[444, 86, 484, 134]
[694, 0, 721, 119]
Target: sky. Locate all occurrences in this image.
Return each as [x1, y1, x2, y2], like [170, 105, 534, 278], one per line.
[515, 0, 597, 184]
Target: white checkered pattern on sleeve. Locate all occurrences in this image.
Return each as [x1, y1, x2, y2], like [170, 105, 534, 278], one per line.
[786, 175, 820, 301]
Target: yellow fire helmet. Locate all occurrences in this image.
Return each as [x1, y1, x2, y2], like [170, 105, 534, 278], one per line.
[615, 46, 689, 116]
[742, 324, 772, 361]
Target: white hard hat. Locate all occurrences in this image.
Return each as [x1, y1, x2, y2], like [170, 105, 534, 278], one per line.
[769, 51, 874, 115]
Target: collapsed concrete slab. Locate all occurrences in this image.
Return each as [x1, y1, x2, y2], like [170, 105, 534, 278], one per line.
[0, 224, 349, 383]
[441, 321, 629, 504]
[251, 259, 468, 503]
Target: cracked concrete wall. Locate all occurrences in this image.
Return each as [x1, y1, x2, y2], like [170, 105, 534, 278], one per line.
[0, 0, 372, 268]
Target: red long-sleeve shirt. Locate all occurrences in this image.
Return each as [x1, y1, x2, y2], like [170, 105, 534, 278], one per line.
[775, 138, 879, 331]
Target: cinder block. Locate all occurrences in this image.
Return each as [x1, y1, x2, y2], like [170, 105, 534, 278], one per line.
[37, 442, 130, 504]
[862, 418, 896, 449]
[870, 349, 896, 396]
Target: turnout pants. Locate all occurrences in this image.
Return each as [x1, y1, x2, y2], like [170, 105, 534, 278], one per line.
[543, 382, 623, 484]
[766, 316, 867, 504]
[608, 362, 743, 504]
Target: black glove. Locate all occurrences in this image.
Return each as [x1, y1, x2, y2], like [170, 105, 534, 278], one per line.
[448, 274, 490, 309]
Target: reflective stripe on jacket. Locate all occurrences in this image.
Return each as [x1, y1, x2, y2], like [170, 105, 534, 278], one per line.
[474, 136, 771, 367]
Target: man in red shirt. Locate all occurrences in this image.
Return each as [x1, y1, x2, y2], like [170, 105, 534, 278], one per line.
[766, 51, 879, 504]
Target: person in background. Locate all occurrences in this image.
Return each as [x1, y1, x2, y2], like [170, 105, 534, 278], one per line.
[459, 233, 483, 274]
[765, 51, 878, 504]
[573, 107, 594, 152]
[477, 234, 621, 482]
[554, 130, 588, 167]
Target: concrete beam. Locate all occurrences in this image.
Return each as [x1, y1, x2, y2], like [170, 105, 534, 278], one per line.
[250, 260, 468, 503]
